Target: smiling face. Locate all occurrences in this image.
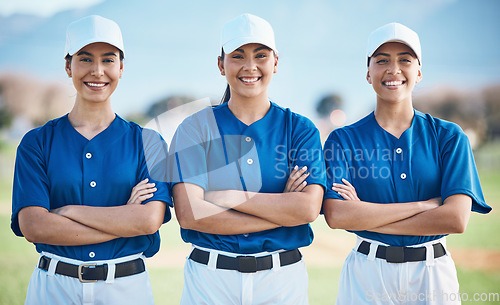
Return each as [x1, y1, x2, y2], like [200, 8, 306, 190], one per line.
[218, 43, 278, 103]
[65, 42, 123, 105]
[367, 42, 422, 105]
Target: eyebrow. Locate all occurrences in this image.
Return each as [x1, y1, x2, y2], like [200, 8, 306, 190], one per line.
[76, 51, 117, 57]
[234, 46, 272, 53]
[373, 52, 414, 57]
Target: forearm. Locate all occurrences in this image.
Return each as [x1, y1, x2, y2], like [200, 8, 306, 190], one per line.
[323, 198, 437, 231]
[55, 201, 166, 237]
[176, 199, 280, 234]
[19, 206, 118, 245]
[206, 185, 323, 226]
[174, 183, 280, 235]
[370, 194, 472, 235]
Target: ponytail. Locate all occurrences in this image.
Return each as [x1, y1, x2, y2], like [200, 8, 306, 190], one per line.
[219, 48, 231, 104]
[220, 84, 231, 104]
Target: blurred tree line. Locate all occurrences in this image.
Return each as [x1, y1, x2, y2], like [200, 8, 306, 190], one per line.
[1, 71, 500, 148]
[0, 72, 72, 139]
[413, 84, 500, 147]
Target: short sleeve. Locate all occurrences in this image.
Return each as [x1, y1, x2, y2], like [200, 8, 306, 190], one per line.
[167, 116, 209, 191]
[11, 131, 50, 236]
[289, 117, 326, 189]
[140, 128, 173, 223]
[440, 128, 491, 214]
[323, 130, 351, 201]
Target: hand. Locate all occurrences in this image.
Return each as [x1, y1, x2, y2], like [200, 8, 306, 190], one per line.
[127, 178, 157, 205]
[332, 178, 359, 201]
[284, 165, 310, 193]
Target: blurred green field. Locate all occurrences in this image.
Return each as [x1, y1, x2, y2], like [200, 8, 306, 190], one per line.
[0, 141, 499, 305]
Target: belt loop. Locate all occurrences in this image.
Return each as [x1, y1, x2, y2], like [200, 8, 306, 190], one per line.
[425, 244, 435, 267]
[47, 257, 59, 276]
[207, 251, 217, 271]
[368, 243, 378, 261]
[271, 253, 280, 272]
[105, 263, 116, 284]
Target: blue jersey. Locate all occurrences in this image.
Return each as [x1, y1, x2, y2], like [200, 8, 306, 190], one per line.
[169, 102, 326, 254]
[11, 114, 172, 261]
[323, 110, 491, 246]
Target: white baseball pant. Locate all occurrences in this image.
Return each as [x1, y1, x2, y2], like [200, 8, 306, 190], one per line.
[24, 252, 155, 305]
[180, 246, 309, 305]
[335, 237, 460, 305]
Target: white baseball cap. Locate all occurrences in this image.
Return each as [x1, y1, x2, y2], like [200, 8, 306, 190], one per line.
[65, 15, 125, 58]
[367, 22, 421, 65]
[221, 13, 277, 54]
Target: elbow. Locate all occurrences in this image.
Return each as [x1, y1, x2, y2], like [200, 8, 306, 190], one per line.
[176, 216, 197, 231]
[20, 224, 42, 243]
[323, 202, 344, 230]
[448, 208, 471, 234]
[324, 214, 342, 230]
[140, 216, 163, 235]
[134, 203, 166, 236]
[301, 203, 321, 224]
[174, 204, 197, 230]
[19, 213, 42, 243]
[175, 214, 191, 229]
[295, 190, 323, 225]
[22, 230, 37, 243]
[449, 218, 468, 234]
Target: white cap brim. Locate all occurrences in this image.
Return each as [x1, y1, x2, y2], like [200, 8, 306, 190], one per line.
[222, 36, 277, 54]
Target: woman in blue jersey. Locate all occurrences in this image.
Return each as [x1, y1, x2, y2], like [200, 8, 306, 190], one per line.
[11, 15, 171, 305]
[323, 23, 491, 305]
[169, 13, 326, 304]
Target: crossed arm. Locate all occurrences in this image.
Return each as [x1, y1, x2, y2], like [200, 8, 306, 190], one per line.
[174, 166, 324, 234]
[323, 179, 472, 235]
[18, 179, 166, 245]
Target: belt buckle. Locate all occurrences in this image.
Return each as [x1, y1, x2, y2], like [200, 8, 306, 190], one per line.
[386, 246, 405, 263]
[78, 263, 98, 283]
[237, 256, 257, 273]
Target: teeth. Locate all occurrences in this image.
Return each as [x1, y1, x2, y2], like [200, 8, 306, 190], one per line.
[384, 81, 403, 86]
[241, 77, 259, 83]
[86, 82, 106, 87]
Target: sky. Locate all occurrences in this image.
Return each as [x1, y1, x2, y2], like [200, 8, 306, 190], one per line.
[0, 0, 104, 17]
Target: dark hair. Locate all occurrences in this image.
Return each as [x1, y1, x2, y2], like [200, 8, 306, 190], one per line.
[65, 50, 125, 66]
[220, 48, 231, 104]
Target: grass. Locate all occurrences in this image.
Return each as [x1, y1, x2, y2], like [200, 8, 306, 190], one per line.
[0, 141, 499, 304]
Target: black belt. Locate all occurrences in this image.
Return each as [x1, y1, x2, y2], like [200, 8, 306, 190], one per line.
[189, 248, 302, 273]
[38, 256, 145, 283]
[357, 241, 446, 263]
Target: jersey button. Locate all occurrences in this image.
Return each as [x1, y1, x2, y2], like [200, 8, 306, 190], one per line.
[245, 136, 252, 142]
[395, 148, 402, 154]
[243, 233, 249, 237]
[89, 252, 95, 258]
[90, 181, 97, 188]
[85, 152, 92, 159]
[247, 158, 253, 165]
[400, 173, 407, 180]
